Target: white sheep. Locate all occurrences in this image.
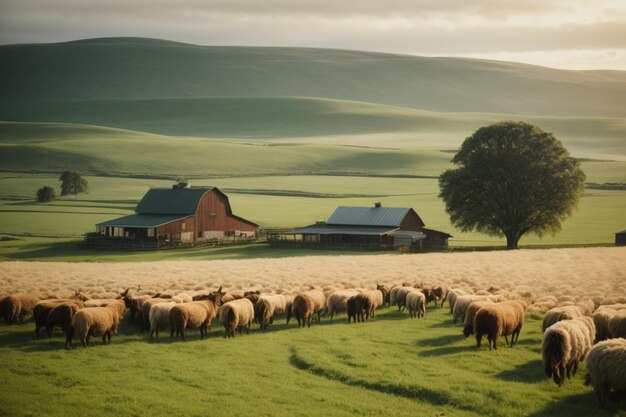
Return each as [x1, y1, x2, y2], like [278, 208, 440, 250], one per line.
[148, 301, 177, 340]
[326, 290, 359, 320]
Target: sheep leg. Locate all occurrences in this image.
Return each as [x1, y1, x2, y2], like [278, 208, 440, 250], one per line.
[102, 334, 107, 344]
[504, 335, 510, 347]
[476, 333, 483, 349]
[84, 335, 89, 347]
[170, 327, 175, 339]
[46, 325, 53, 338]
[572, 361, 578, 377]
[181, 329, 186, 341]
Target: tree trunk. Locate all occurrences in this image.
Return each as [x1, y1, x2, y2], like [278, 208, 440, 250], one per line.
[505, 232, 520, 250]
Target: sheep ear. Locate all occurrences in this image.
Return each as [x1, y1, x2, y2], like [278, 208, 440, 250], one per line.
[217, 286, 223, 293]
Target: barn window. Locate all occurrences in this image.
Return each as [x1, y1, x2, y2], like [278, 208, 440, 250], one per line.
[147, 228, 154, 238]
[182, 223, 186, 231]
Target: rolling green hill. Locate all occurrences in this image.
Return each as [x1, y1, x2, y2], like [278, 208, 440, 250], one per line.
[0, 122, 453, 178]
[2, 98, 625, 160]
[2, 37, 625, 117]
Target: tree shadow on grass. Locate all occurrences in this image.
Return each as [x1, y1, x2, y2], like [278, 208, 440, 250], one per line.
[525, 392, 620, 417]
[495, 359, 546, 383]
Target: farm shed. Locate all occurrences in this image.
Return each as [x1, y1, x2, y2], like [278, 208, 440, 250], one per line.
[268, 203, 451, 251]
[85, 183, 257, 250]
[617, 229, 626, 246]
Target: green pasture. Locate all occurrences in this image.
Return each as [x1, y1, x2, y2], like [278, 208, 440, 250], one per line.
[0, 306, 621, 417]
[0, 172, 624, 250]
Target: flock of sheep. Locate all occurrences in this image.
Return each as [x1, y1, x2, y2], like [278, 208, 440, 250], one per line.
[1, 279, 625, 409]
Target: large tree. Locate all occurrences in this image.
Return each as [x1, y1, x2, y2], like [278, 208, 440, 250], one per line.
[439, 121, 586, 249]
[59, 171, 89, 198]
[36, 186, 56, 202]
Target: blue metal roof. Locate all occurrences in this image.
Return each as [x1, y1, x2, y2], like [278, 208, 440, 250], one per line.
[135, 187, 213, 215]
[96, 214, 190, 228]
[327, 206, 411, 227]
[287, 225, 398, 236]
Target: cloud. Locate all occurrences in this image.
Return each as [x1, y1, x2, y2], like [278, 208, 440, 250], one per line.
[1, 0, 625, 69]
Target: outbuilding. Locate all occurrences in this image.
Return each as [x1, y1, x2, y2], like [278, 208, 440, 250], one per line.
[268, 203, 451, 251]
[616, 229, 626, 246]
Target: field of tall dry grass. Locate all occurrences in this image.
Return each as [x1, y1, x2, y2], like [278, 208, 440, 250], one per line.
[1, 247, 624, 308]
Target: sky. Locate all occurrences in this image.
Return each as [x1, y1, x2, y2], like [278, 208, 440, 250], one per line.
[1, 0, 626, 70]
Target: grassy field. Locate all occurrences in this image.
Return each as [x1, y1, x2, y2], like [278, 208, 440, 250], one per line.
[0, 306, 621, 417]
[1, 170, 624, 253]
[1, 248, 623, 416]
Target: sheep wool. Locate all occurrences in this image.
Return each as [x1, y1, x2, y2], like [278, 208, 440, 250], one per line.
[219, 298, 255, 338]
[584, 338, 626, 408]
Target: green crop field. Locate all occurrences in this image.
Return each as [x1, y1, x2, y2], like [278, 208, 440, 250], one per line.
[0, 307, 618, 417]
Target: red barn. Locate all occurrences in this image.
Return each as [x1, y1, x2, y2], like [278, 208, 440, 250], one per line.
[87, 183, 257, 249]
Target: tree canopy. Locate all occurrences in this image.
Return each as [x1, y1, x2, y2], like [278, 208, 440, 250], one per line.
[439, 121, 586, 249]
[36, 186, 56, 202]
[59, 171, 89, 197]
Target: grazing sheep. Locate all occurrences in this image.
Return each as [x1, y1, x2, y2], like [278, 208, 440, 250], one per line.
[406, 291, 426, 319]
[219, 298, 255, 338]
[346, 295, 366, 324]
[389, 286, 402, 309]
[256, 295, 287, 330]
[542, 305, 586, 332]
[327, 290, 359, 320]
[575, 298, 596, 316]
[66, 301, 124, 348]
[393, 287, 420, 312]
[453, 295, 492, 323]
[608, 312, 626, 338]
[448, 288, 472, 315]
[34, 299, 84, 338]
[463, 301, 493, 337]
[123, 290, 158, 327]
[1, 293, 41, 324]
[290, 290, 326, 328]
[139, 297, 172, 332]
[148, 302, 177, 340]
[592, 308, 616, 342]
[47, 302, 82, 337]
[427, 286, 448, 308]
[169, 288, 224, 340]
[542, 316, 595, 386]
[222, 290, 244, 303]
[474, 300, 526, 350]
[584, 338, 626, 408]
[359, 290, 383, 318]
[376, 284, 390, 307]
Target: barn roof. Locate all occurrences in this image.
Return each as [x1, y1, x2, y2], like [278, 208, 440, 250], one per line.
[287, 225, 398, 236]
[135, 186, 213, 215]
[97, 214, 190, 228]
[327, 206, 416, 227]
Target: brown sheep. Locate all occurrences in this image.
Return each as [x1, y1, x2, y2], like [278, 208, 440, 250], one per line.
[376, 284, 390, 307]
[66, 300, 125, 348]
[463, 301, 493, 337]
[608, 312, 626, 338]
[474, 300, 526, 350]
[123, 290, 159, 327]
[427, 286, 448, 308]
[327, 290, 359, 320]
[1, 293, 41, 324]
[219, 298, 255, 338]
[47, 302, 82, 337]
[34, 299, 84, 338]
[346, 295, 363, 324]
[169, 288, 224, 340]
[290, 290, 326, 328]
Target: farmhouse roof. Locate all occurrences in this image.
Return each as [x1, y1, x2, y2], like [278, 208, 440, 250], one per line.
[135, 186, 213, 215]
[327, 206, 419, 227]
[97, 214, 190, 228]
[287, 225, 398, 236]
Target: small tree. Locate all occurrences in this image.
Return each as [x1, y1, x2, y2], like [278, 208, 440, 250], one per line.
[439, 121, 586, 249]
[59, 171, 89, 198]
[36, 186, 56, 202]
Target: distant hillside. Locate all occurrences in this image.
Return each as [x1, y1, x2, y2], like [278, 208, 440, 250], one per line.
[1, 37, 625, 117]
[1, 97, 624, 160]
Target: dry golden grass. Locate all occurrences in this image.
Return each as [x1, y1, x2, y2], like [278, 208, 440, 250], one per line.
[1, 248, 624, 307]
